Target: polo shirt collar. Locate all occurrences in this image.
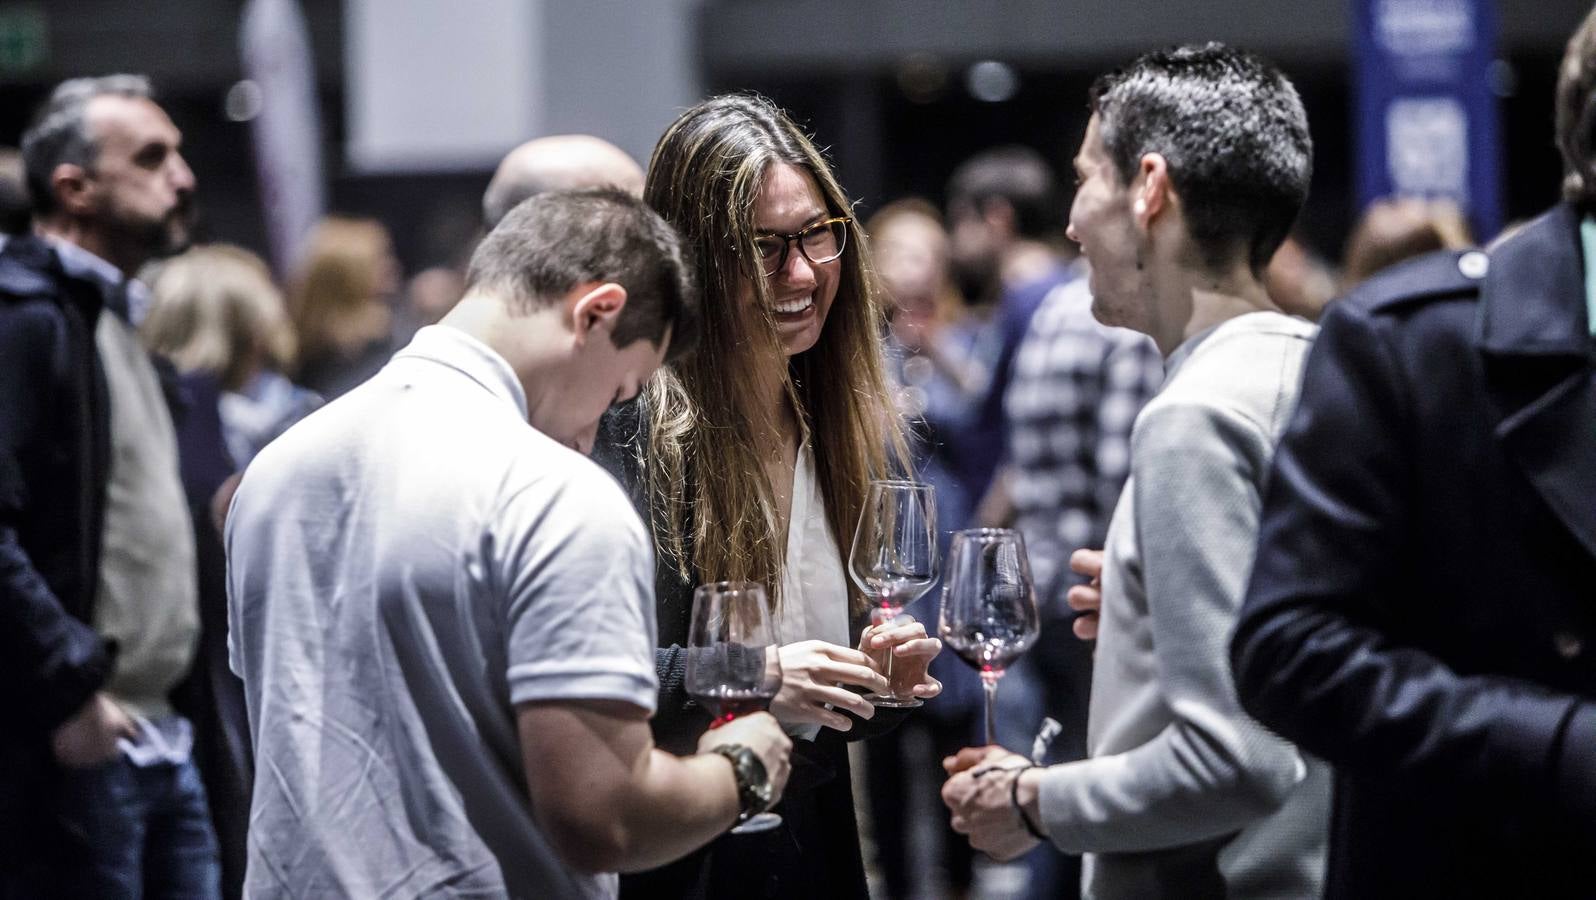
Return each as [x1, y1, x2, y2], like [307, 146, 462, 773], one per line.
[394, 324, 528, 419]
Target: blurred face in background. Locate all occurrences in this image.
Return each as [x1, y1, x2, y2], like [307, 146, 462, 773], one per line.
[739, 162, 841, 358]
[872, 209, 951, 351]
[82, 94, 196, 259]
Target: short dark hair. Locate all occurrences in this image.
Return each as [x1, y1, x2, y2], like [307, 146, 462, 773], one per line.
[945, 145, 1062, 238]
[21, 74, 153, 218]
[465, 187, 699, 362]
[1089, 43, 1312, 273]
[1557, 5, 1596, 210]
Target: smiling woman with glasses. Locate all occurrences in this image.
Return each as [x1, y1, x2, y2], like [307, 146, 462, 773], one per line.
[591, 94, 945, 900]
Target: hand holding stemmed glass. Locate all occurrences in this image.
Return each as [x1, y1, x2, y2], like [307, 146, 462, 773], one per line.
[848, 480, 942, 707]
[685, 581, 788, 834]
[938, 528, 1040, 745]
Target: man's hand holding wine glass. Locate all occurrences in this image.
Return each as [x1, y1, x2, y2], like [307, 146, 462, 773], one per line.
[940, 744, 1045, 861]
[696, 712, 793, 809]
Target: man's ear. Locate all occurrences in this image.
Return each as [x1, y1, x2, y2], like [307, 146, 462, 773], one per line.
[1132, 152, 1171, 229]
[50, 163, 96, 218]
[567, 282, 628, 346]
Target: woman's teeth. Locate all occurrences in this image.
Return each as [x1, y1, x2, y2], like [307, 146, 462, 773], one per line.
[775, 295, 814, 315]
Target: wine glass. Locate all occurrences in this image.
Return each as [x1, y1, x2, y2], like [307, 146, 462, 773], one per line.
[848, 480, 938, 707]
[685, 580, 784, 834]
[938, 528, 1039, 746]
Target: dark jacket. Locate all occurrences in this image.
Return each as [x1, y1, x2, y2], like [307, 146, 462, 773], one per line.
[593, 401, 909, 900]
[0, 235, 117, 879]
[1231, 205, 1596, 898]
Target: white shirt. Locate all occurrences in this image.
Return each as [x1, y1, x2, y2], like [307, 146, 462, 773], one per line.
[227, 325, 659, 900]
[776, 442, 851, 740]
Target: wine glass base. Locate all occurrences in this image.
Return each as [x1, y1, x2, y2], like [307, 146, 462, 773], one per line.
[865, 694, 923, 709]
[730, 812, 783, 834]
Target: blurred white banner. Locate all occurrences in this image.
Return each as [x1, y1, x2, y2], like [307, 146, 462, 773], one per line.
[344, 0, 540, 173]
[242, 0, 326, 275]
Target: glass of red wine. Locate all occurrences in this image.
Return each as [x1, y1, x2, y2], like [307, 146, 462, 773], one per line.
[938, 528, 1039, 746]
[848, 479, 938, 707]
[686, 580, 784, 834]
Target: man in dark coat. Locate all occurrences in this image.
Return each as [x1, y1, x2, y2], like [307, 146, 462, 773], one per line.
[1229, 7, 1596, 897]
[1, 74, 220, 899]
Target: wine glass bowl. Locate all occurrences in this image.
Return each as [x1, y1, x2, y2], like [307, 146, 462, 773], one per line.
[686, 580, 784, 834]
[848, 480, 938, 707]
[938, 528, 1040, 744]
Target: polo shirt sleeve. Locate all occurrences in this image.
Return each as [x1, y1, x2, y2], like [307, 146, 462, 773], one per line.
[494, 460, 660, 714]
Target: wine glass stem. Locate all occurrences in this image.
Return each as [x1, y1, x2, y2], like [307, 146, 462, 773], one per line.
[981, 672, 1000, 746]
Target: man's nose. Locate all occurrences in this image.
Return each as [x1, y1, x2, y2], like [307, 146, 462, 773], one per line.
[170, 154, 197, 194]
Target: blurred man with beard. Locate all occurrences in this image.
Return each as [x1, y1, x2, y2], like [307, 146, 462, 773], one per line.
[0, 75, 219, 898]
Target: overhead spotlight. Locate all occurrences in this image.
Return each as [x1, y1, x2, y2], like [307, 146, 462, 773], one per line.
[225, 80, 264, 122]
[966, 60, 1019, 103]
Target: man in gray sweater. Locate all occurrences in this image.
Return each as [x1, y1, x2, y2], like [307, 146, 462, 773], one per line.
[942, 44, 1330, 899]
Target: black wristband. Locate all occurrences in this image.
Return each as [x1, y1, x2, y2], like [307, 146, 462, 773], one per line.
[1010, 764, 1047, 841]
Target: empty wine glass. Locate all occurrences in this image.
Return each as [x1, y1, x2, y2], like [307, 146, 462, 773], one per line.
[686, 580, 784, 834]
[938, 528, 1039, 745]
[848, 480, 938, 707]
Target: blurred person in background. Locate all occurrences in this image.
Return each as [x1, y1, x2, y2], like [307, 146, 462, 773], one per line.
[1340, 196, 1474, 289]
[141, 243, 314, 899]
[287, 214, 400, 400]
[1265, 235, 1338, 321]
[1231, 7, 1596, 896]
[143, 244, 321, 470]
[483, 133, 646, 229]
[944, 144, 1094, 900]
[592, 94, 944, 900]
[2, 74, 220, 899]
[944, 145, 1076, 526]
[943, 44, 1329, 899]
[0, 147, 30, 235]
[864, 198, 984, 900]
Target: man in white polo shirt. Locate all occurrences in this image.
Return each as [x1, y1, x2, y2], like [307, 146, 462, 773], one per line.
[226, 189, 791, 899]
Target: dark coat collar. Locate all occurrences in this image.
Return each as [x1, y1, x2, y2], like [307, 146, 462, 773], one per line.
[1477, 202, 1591, 358]
[0, 234, 124, 316]
[1475, 203, 1596, 562]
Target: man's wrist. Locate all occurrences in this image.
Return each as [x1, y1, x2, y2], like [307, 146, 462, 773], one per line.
[708, 743, 772, 822]
[1012, 765, 1048, 841]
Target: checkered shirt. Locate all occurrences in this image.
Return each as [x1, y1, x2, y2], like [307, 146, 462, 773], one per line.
[1004, 275, 1164, 609]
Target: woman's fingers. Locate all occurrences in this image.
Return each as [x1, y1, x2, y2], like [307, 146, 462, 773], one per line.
[868, 621, 929, 648]
[806, 684, 877, 720]
[911, 677, 943, 698]
[812, 660, 889, 693]
[892, 637, 942, 658]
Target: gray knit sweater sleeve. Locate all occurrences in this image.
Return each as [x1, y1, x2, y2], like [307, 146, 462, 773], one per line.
[1036, 327, 1310, 855]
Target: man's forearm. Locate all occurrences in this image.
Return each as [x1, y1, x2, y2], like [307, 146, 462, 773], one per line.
[611, 749, 740, 873]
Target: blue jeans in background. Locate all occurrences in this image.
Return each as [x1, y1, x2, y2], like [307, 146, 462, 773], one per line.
[54, 754, 222, 899]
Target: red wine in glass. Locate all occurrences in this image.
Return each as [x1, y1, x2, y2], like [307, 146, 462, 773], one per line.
[695, 684, 778, 726]
[685, 580, 785, 834]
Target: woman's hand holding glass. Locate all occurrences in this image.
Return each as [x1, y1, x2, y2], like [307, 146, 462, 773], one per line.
[859, 614, 944, 702]
[769, 641, 888, 732]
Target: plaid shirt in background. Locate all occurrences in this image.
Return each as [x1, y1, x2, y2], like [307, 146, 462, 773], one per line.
[1004, 273, 1164, 610]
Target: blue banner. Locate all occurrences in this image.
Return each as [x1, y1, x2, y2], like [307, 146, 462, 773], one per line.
[1352, 0, 1502, 239]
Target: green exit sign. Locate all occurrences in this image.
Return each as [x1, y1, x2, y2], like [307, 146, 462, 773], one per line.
[0, 5, 47, 75]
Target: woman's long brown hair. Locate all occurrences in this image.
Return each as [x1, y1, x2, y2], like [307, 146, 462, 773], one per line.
[642, 94, 907, 617]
